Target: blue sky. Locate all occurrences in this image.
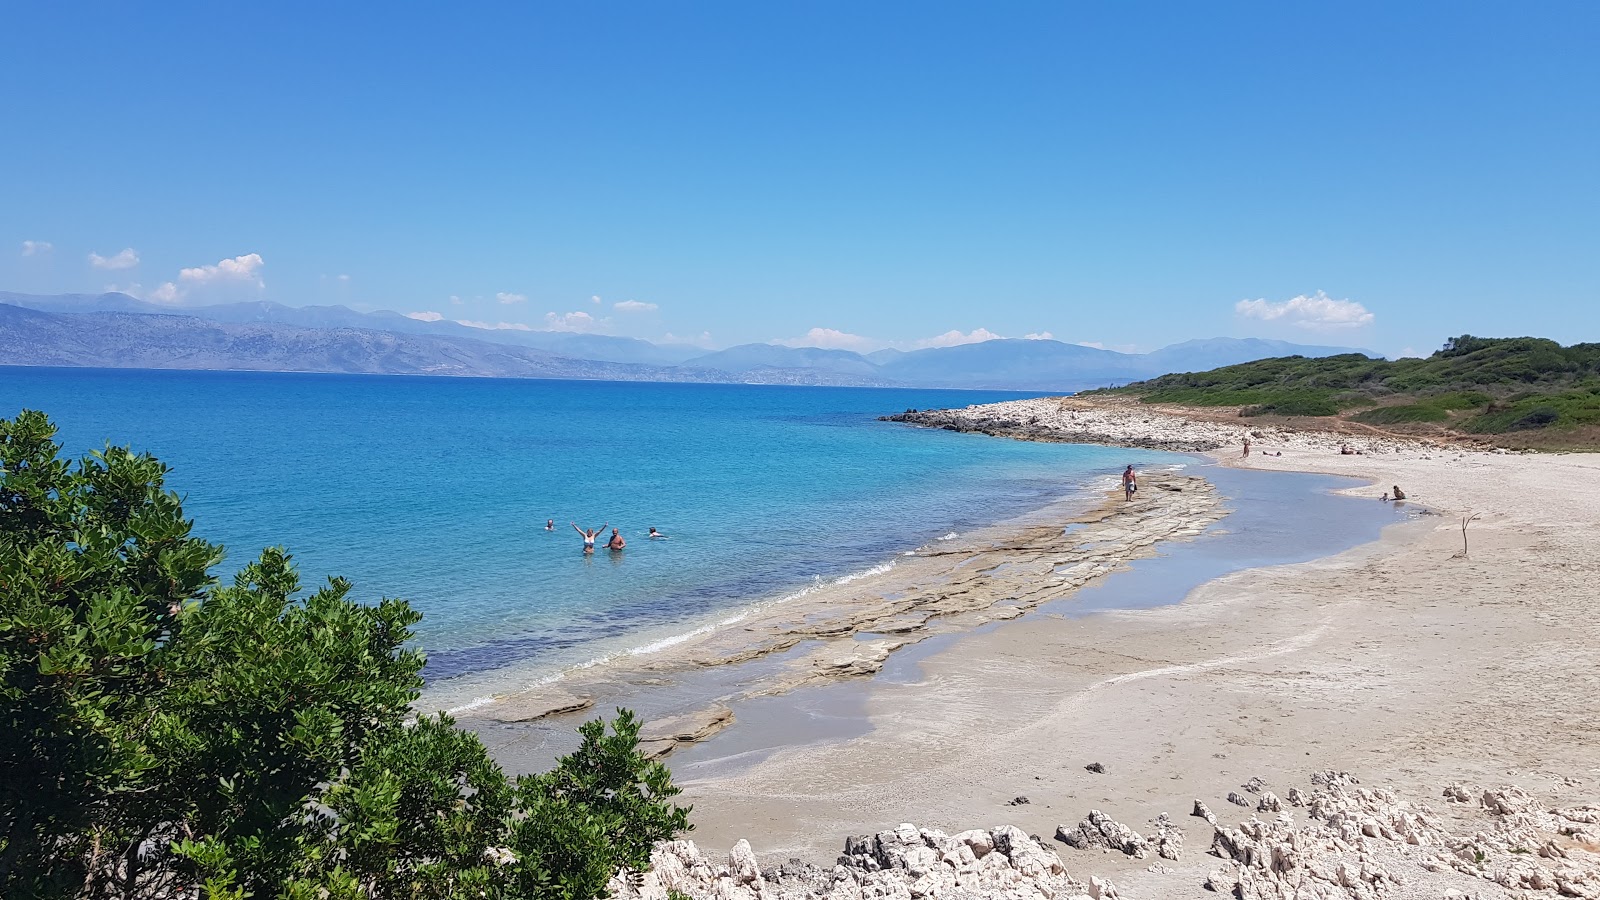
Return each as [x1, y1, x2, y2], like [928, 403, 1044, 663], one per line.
[3, 2, 1595, 357]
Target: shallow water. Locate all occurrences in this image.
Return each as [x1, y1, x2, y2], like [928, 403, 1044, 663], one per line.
[669, 463, 1420, 779]
[0, 367, 1175, 693]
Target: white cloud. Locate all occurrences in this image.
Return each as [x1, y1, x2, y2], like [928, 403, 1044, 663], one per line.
[1393, 346, 1422, 359]
[614, 299, 659, 313]
[456, 319, 534, 331]
[915, 327, 1005, 349]
[449, 295, 464, 305]
[179, 252, 265, 287]
[773, 327, 883, 351]
[407, 311, 444, 322]
[88, 248, 140, 270]
[1076, 341, 1105, 349]
[1235, 290, 1373, 329]
[131, 252, 266, 305]
[663, 331, 715, 348]
[21, 240, 53, 256]
[544, 310, 597, 332]
[1024, 331, 1054, 341]
[496, 291, 528, 305]
[591, 295, 603, 305]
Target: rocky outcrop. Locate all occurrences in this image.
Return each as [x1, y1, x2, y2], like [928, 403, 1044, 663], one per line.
[637, 705, 735, 759]
[1148, 813, 1184, 862]
[1056, 810, 1150, 859]
[880, 408, 1226, 453]
[608, 824, 1103, 900]
[485, 689, 594, 723]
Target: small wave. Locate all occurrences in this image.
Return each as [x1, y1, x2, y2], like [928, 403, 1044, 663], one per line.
[626, 622, 722, 656]
[444, 695, 498, 715]
[833, 561, 894, 585]
[938, 532, 958, 541]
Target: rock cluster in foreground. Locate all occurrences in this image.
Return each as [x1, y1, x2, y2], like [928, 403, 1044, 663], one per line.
[609, 773, 1600, 899]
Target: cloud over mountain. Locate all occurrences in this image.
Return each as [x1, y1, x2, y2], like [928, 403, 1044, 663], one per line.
[1235, 291, 1373, 329]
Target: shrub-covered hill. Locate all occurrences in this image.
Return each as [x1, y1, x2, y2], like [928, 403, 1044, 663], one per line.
[1086, 335, 1600, 440]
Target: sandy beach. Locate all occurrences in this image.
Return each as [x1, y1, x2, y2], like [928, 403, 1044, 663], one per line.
[649, 398, 1600, 899]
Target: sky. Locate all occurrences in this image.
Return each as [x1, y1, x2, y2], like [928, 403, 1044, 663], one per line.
[3, 2, 1596, 358]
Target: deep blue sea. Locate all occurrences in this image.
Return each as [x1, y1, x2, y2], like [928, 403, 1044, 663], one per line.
[0, 368, 1175, 692]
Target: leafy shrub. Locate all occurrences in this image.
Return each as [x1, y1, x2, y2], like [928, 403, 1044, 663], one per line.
[1103, 335, 1600, 436]
[0, 410, 689, 899]
[1239, 393, 1342, 417]
[1352, 404, 1451, 425]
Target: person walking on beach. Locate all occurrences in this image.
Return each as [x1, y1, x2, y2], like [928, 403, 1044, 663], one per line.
[606, 528, 626, 551]
[572, 521, 607, 554]
[1122, 465, 1137, 501]
[1242, 438, 1251, 458]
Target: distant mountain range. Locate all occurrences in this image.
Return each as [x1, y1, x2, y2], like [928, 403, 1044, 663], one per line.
[0, 291, 1371, 391]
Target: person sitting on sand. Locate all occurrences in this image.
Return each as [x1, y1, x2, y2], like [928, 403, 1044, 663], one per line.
[1122, 465, 1137, 501]
[572, 522, 607, 554]
[648, 527, 667, 539]
[1391, 485, 1406, 501]
[606, 528, 626, 551]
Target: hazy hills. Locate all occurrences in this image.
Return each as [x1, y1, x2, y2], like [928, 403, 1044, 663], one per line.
[0, 292, 1369, 391]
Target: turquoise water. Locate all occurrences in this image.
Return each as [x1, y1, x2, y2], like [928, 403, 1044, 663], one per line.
[0, 367, 1175, 688]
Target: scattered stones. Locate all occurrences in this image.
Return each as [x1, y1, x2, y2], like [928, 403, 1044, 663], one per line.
[1008, 796, 1030, 806]
[1444, 782, 1473, 803]
[611, 775, 1600, 900]
[1242, 776, 1268, 794]
[1227, 791, 1252, 807]
[1255, 791, 1282, 813]
[1056, 810, 1150, 859]
[1085, 762, 1106, 774]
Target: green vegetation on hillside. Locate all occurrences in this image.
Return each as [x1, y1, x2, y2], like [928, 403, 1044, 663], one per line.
[1088, 335, 1600, 437]
[1, 410, 690, 899]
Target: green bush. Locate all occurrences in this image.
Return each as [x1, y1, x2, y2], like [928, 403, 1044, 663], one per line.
[1100, 335, 1600, 437]
[0, 410, 689, 899]
[1352, 404, 1451, 424]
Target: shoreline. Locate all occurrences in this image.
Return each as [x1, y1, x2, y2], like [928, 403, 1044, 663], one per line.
[451, 463, 1240, 770]
[651, 397, 1600, 899]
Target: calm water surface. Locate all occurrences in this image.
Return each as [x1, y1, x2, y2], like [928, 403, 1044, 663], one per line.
[0, 367, 1177, 686]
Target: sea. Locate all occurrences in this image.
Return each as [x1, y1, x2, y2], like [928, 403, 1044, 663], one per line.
[0, 367, 1177, 698]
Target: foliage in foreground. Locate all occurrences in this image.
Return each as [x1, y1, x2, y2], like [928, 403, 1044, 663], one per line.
[0, 409, 689, 899]
[1087, 335, 1600, 434]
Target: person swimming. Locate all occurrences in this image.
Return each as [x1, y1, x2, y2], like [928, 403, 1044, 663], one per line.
[606, 528, 626, 551]
[648, 527, 667, 539]
[572, 521, 607, 554]
[545, 519, 555, 531]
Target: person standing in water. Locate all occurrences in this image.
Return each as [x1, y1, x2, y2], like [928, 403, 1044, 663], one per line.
[1122, 465, 1138, 501]
[606, 528, 626, 551]
[572, 521, 607, 554]
[545, 519, 555, 531]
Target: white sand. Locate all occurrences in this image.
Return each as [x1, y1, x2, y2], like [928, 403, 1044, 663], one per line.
[675, 399, 1600, 897]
